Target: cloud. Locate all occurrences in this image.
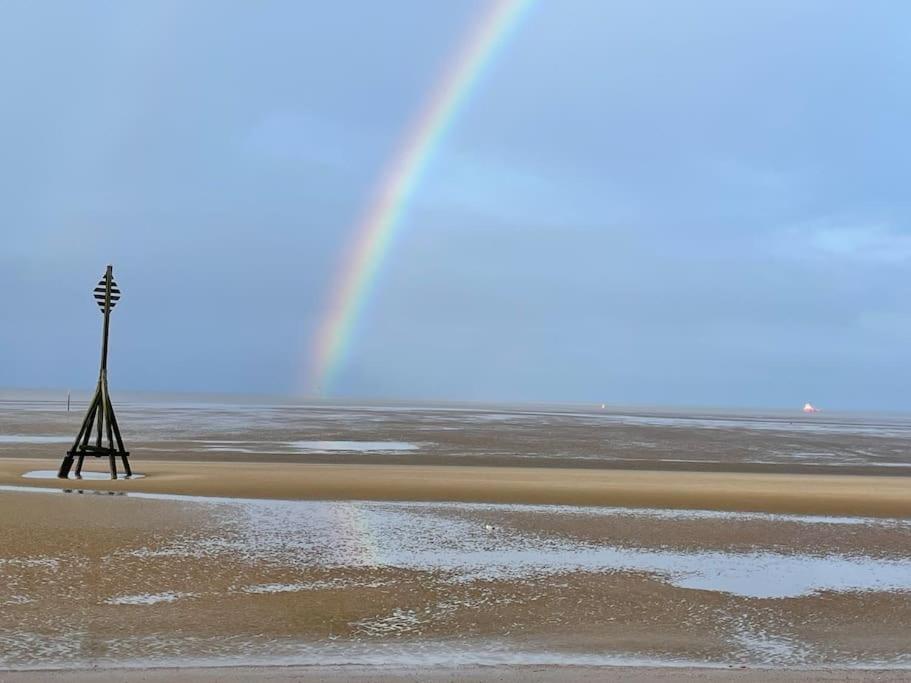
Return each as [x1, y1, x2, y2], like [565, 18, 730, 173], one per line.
[775, 219, 911, 263]
[4, 0, 911, 408]
[412, 147, 634, 228]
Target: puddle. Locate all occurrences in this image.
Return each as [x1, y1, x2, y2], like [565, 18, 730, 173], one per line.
[2, 486, 910, 600]
[242, 579, 391, 594]
[0, 435, 72, 444]
[216, 501, 911, 599]
[22, 470, 145, 481]
[105, 592, 196, 606]
[192, 440, 422, 454]
[288, 441, 419, 452]
[201, 446, 260, 454]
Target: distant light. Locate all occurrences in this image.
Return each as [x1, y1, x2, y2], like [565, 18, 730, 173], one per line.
[803, 402, 820, 413]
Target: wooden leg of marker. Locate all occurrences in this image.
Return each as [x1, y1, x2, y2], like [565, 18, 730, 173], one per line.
[103, 389, 116, 459]
[58, 392, 99, 478]
[109, 403, 125, 452]
[82, 396, 99, 448]
[108, 404, 131, 477]
[57, 455, 74, 479]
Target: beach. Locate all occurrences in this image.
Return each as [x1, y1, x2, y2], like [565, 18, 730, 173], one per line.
[3, 459, 911, 517]
[2, 395, 911, 679]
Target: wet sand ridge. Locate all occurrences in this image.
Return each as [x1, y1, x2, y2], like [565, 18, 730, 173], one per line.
[2, 458, 911, 517]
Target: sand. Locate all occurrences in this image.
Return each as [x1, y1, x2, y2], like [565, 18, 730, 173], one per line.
[3, 482, 911, 672]
[5, 399, 911, 477]
[2, 458, 911, 518]
[3, 664, 910, 681]
[3, 399, 911, 678]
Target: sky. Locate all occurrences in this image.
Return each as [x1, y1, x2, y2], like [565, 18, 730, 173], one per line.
[2, 0, 910, 410]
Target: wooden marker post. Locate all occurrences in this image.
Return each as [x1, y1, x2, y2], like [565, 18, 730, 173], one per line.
[58, 265, 132, 480]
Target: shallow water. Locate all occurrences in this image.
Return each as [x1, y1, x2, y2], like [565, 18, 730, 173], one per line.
[0, 435, 71, 444]
[5, 395, 911, 470]
[3, 485, 911, 668]
[288, 440, 420, 452]
[211, 498, 911, 599]
[22, 470, 145, 481]
[3, 485, 909, 600]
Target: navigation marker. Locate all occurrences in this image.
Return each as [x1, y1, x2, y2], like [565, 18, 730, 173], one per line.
[57, 265, 132, 480]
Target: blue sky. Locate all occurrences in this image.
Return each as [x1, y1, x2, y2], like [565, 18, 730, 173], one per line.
[2, 0, 910, 409]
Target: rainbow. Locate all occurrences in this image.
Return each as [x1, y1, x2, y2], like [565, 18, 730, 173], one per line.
[307, 0, 533, 394]
[332, 502, 382, 567]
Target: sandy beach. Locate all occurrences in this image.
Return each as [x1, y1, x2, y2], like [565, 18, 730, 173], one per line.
[2, 397, 911, 678]
[7, 0, 911, 674]
[3, 470, 911, 674]
[3, 458, 911, 518]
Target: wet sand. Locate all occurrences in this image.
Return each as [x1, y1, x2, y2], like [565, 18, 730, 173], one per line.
[3, 396, 911, 677]
[2, 485, 911, 671]
[4, 396, 911, 477]
[2, 458, 911, 518]
[4, 665, 911, 681]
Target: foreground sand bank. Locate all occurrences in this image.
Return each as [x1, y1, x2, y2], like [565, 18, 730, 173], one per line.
[2, 458, 910, 517]
[4, 469, 911, 673]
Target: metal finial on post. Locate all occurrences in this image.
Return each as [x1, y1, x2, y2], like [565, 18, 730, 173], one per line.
[57, 266, 131, 480]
